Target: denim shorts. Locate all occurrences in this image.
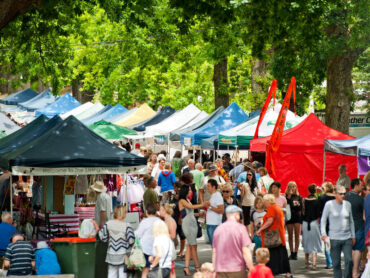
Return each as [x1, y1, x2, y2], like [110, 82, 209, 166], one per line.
[253, 235, 262, 249]
[353, 229, 365, 251]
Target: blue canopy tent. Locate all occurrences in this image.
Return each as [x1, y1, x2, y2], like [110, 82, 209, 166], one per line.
[105, 107, 137, 123]
[81, 104, 113, 124]
[19, 89, 55, 111]
[35, 93, 80, 117]
[181, 102, 249, 146]
[0, 88, 38, 105]
[132, 106, 175, 132]
[83, 104, 127, 126]
[324, 134, 370, 175]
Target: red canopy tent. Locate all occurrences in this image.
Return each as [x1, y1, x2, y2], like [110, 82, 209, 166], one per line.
[250, 113, 357, 197]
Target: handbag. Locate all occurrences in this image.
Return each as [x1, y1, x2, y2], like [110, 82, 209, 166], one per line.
[197, 221, 202, 238]
[263, 207, 282, 248]
[148, 239, 171, 278]
[365, 230, 370, 246]
[285, 204, 291, 222]
[128, 237, 146, 270]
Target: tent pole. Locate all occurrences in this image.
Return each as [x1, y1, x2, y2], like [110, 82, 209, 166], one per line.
[200, 147, 202, 165]
[10, 174, 13, 218]
[357, 148, 360, 178]
[167, 134, 170, 160]
[217, 142, 219, 161]
[322, 150, 326, 184]
[235, 146, 238, 167]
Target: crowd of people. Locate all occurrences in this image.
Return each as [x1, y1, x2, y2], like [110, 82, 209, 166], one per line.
[0, 147, 370, 278]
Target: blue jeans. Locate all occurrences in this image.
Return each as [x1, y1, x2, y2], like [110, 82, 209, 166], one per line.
[324, 243, 333, 267]
[206, 225, 218, 246]
[330, 239, 353, 278]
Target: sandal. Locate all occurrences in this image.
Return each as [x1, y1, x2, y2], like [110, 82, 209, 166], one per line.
[311, 265, 317, 270]
[195, 266, 201, 272]
[183, 267, 192, 276]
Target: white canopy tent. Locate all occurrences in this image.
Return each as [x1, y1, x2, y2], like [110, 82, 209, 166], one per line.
[61, 102, 94, 119]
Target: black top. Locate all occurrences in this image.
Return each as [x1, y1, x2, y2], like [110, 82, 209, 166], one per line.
[303, 198, 320, 222]
[222, 197, 239, 222]
[318, 194, 335, 217]
[286, 194, 303, 223]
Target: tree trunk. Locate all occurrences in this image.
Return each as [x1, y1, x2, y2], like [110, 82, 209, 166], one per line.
[251, 58, 267, 95]
[325, 49, 362, 134]
[0, 0, 36, 30]
[213, 58, 229, 109]
[72, 79, 82, 102]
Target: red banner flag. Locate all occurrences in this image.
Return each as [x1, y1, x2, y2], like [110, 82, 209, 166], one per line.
[253, 79, 277, 139]
[266, 77, 296, 178]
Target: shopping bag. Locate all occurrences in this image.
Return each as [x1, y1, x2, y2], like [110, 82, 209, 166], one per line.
[127, 237, 146, 270]
[148, 266, 163, 278]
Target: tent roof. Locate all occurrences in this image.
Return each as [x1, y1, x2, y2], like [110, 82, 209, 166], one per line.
[325, 134, 370, 157]
[89, 121, 137, 140]
[114, 104, 156, 127]
[84, 104, 127, 126]
[170, 106, 224, 141]
[181, 102, 248, 145]
[61, 102, 94, 119]
[0, 88, 38, 105]
[0, 115, 48, 149]
[75, 103, 105, 120]
[35, 93, 81, 118]
[144, 104, 203, 136]
[0, 112, 20, 135]
[18, 89, 55, 111]
[250, 113, 355, 153]
[132, 106, 175, 132]
[0, 116, 62, 168]
[106, 108, 137, 123]
[218, 104, 303, 147]
[81, 104, 112, 123]
[8, 116, 147, 174]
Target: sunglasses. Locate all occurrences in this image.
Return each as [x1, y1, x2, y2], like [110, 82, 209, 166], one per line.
[337, 192, 346, 196]
[247, 174, 252, 176]
[222, 190, 230, 193]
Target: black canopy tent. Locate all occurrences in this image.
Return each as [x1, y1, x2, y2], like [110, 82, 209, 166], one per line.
[8, 116, 147, 175]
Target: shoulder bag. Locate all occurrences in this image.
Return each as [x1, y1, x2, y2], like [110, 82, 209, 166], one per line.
[148, 238, 171, 278]
[263, 207, 282, 248]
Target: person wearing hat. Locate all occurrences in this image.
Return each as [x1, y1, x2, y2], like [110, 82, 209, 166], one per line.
[92, 181, 113, 229]
[35, 241, 61, 275]
[131, 142, 141, 155]
[199, 164, 225, 204]
[212, 205, 254, 277]
[4, 232, 34, 276]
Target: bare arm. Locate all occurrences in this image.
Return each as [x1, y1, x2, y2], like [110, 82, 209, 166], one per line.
[151, 245, 162, 268]
[199, 189, 204, 203]
[4, 260, 10, 268]
[210, 204, 224, 215]
[179, 199, 204, 210]
[242, 246, 254, 271]
[212, 248, 216, 269]
[240, 184, 245, 198]
[256, 217, 274, 235]
[99, 211, 106, 229]
[168, 220, 176, 240]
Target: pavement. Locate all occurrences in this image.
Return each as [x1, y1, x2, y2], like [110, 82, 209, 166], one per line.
[173, 234, 335, 277]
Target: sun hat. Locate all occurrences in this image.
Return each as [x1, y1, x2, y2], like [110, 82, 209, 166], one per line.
[90, 181, 106, 192]
[243, 161, 254, 170]
[36, 241, 49, 249]
[225, 205, 243, 214]
[209, 164, 218, 171]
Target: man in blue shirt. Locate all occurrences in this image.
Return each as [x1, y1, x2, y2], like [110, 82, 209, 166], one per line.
[0, 212, 17, 256]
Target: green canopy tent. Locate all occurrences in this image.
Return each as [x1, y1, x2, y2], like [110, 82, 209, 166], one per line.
[89, 120, 137, 140]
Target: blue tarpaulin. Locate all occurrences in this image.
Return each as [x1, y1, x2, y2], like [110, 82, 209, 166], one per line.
[81, 105, 113, 124]
[19, 89, 55, 111]
[0, 112, 20, 136]
[105, 107, 138, 123]
[181, 102, 248, 145]
[35, 93, 80, 118]
[83, 104, 127, 126]
[0, 88, 38, 105]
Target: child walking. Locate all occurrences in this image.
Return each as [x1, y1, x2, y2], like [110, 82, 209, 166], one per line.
[250, 196, 266, 250]
[248, 248, 274, 278]
[98, 204, 135, 278]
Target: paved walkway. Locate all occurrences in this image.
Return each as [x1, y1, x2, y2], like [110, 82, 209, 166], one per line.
[174, 235, 334, 277]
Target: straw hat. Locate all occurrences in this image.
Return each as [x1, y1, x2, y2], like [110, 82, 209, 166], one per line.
[90, 181, 106, 193]
[243, 161, 254, 170]
[36, 241, 48, 249]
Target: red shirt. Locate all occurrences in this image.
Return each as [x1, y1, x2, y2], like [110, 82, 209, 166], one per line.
[248, 264, 274, 278]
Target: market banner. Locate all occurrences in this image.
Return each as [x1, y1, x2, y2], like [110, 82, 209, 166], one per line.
[253, 79, 277, 139]
[266, 77, 296, 177]
[358, 156, 370, 175]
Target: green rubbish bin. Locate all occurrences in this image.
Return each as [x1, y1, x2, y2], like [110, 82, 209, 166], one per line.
[95, 240, 108, 278]
[51, 237, 96, 278]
